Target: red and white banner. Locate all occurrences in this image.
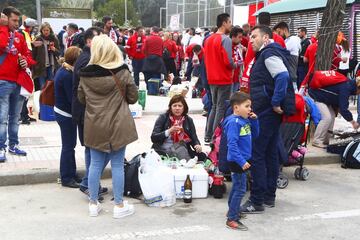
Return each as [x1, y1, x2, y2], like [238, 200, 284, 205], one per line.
[233, 2, 264, 27]
[267, 0, 281, 4]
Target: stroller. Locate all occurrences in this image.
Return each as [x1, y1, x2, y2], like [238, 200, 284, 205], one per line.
[277, 94, 312, 189]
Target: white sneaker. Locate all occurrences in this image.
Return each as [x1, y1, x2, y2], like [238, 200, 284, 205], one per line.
[89, 201, 102, 217]
[113, 201, 135, 219]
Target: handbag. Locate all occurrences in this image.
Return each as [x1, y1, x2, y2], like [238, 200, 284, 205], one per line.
[39, 80, 55, 106]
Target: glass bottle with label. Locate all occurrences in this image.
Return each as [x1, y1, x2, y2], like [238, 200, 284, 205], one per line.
[183, 174, 192, 203]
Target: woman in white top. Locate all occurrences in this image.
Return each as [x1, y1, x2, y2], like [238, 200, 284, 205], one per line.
[339, 39, 350, 77]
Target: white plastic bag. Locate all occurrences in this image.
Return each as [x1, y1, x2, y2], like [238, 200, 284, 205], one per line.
[138, 150, 176, 207]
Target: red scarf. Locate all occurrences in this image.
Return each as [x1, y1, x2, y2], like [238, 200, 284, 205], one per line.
[169, 115, 191, 143]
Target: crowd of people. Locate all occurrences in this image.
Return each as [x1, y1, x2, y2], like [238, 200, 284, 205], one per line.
[1, 5, 359, 228]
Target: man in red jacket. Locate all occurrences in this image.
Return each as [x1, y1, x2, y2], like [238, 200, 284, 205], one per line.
[204, 13, 235, 142]
[163, 32, 178, 77]
[0, 7, 32, 162]
[126, 26, 146, 86]
[142, 26, 166, 85]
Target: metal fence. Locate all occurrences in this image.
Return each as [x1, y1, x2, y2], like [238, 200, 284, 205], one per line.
[163, 0, 261, 29]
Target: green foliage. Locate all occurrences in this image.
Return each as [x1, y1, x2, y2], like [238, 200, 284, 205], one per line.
[58, 0, 93, 8]
[0, 0, 54, 18]
[95, 0, 140, 27]
[134, 0, 166, 27]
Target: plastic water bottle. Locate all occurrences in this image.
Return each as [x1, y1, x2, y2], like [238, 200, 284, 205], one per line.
[138, 81, 147, 110]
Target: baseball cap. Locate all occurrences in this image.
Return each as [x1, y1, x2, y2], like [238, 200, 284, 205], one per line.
[195, 28, 202, 34]
[24, 18, 38, 27]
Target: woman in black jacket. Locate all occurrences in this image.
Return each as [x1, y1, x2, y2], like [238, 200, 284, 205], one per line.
[151, 95, 206, 161]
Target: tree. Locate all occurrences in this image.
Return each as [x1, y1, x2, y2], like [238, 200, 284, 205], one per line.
[95, 0, 140, 27]
[0, 0, 54, 18]
[58, 0, 93, 8]
[134, 0, 165, 27]
[315, 0, 347, 71]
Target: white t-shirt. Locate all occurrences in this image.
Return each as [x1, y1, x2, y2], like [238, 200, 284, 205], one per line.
[339, 49, 350, 70]
[285, 36, 301, 56]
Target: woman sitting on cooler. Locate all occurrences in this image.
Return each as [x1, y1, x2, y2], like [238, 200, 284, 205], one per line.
[151, 95, 206, 161]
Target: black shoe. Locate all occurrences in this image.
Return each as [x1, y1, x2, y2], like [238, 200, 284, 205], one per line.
[28, 117, 37, 122]
[241, 200, 265, 214]
[79, 185, 90, 195]
[74, 174, 83, 184]
[264, 200, 275, 208]
[20, 119, 31, 125]
[62, 179, 80, 188]
[80, 185, 107, 198]
[99, 187, 108, 196]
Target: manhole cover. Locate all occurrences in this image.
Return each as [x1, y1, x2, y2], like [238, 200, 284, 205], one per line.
[19, 137, 47, 146]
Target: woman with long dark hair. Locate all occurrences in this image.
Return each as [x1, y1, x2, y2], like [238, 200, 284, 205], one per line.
[173, 32, 184, 77]
[339, 39, 351, 77]
[151, 95, 206, 161]
[32, 22, 60, 89]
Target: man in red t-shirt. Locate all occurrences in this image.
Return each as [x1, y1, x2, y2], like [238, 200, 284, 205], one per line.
[142, 26, 165, 85]
[304, 42, 317, 72]
[302, 39, 342, 87]
[126, 26, 146, 86]
[0, 7, 33, 162]
[163, 32, 178, 77]
[204, 13, 235, 142]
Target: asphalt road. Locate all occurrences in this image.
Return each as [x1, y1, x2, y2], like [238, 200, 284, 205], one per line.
[0, 164, 359, 240]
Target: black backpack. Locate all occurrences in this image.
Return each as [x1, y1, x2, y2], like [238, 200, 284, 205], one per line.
[71, 32, 85, 49]
[124, 153, 144, 198]
[341, 140, 360, 169]
[162, 47, 171, 59]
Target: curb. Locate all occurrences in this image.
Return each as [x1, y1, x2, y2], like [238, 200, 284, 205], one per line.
[0, 154, 340, 187]
[0, 168, 112, 187]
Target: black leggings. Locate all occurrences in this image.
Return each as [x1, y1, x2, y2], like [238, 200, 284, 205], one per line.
[164, 58, 177, 76]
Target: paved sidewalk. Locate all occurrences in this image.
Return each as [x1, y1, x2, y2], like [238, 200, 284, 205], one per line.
[1, 95, 353, 186]
[0, 96, 204, 186]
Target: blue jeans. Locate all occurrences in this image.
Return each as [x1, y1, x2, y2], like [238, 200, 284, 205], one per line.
[250, 110, 281, 205]
[38, 66, 53, 90]
[89, 146, 126, 204]
[0, 80, 25, 149]
[358, 97, 360, 124]
[232, 82, 240, 93]
[80, 147, 91, 188]
[55, 113, 77, 184]
[132, 59, 144, 87]
[296, 65, 307, 90]
[77, 122, 109, 189]
[228, 172, 247, 221]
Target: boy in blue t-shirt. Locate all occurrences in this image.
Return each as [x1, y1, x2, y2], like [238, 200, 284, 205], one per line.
[223, 92, 259, 231]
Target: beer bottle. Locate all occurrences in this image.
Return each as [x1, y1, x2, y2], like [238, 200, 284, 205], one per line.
[183, 174, 192, 203]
